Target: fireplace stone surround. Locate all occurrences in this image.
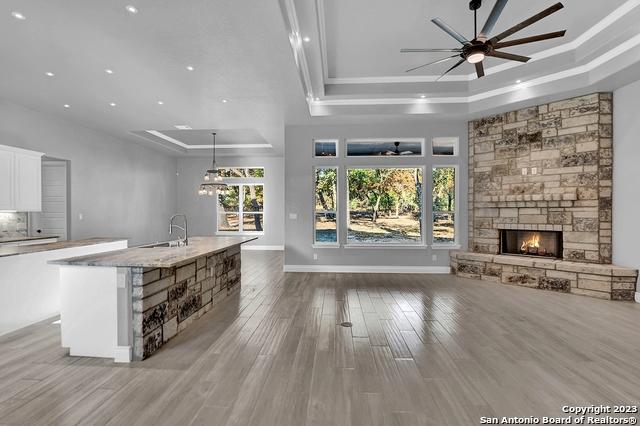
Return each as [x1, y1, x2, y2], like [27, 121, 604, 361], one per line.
[451, 93, 638, 300]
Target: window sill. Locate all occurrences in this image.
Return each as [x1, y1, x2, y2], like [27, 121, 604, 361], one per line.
[431, 244, 461, 250]
[312, 244, 340, 249]
[216, 231, 264, 236]
[343, 244, 428, 250]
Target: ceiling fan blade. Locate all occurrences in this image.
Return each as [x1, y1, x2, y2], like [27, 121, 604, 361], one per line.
[475, 61, 485, 78]
[479, 0, 509, 39]
[436, 58, 466, 81]
[492, 30, 566, 49]
[405, 55, 459, 73]
[431, 18, 470, 45]
[488, 50, 531, 62]
[489, 2, 564, 44]
[400, 48, 461, 53]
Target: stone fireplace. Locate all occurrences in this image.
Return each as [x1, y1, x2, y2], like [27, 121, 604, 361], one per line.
[451, 93, 638, 300]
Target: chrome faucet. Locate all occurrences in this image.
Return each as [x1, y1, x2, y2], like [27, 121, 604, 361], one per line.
[169, 214, 189, 246]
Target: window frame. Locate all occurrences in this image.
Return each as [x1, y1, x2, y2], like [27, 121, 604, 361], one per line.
[313, 139, 339, 158]
[312, 166, 340, 247]
[216, 183, 265, 236]
[345, 138, 425, 158]
[431, 164, 459, 247]
[345, 165, 427, 248]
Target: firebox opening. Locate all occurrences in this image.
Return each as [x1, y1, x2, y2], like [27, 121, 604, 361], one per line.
[500, 230, 563, 259]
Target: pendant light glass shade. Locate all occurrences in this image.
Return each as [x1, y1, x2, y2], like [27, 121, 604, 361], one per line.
[198, 132, 228, 196]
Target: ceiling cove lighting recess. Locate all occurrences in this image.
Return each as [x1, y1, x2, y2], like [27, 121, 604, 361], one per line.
[11, 11, 26, 20]
[174, 125, 192, 130]
[125, 5, 138, 14]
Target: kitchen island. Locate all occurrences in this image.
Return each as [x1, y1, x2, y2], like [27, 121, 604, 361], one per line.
[0, 238, 128, 336]
[50, 236, 256, 362]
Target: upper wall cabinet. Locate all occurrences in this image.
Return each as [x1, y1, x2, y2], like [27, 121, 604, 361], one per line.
[0, 145, 44, 212]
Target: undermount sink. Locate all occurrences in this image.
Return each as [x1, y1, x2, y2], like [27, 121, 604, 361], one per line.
[139, 241, 183, 248]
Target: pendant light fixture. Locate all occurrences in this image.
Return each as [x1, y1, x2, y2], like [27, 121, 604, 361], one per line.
[198, 132, 229, 196]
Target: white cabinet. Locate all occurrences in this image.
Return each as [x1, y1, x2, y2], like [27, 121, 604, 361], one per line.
[0, 145, 44, 212]
[0, 150, 14, 210]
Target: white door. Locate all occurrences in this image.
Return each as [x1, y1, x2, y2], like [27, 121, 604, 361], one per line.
[30, 160, 68, 240]
[0, 150, 14, 210]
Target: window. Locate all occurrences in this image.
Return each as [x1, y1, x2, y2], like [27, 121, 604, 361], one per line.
[432, 137, 458, 156]
[314, 140, 337, 157]
[217, 184, 264, 234]
[346, 139, 423, 157]
[217, 167, 264, 178]
[432, 167, 456, 244]
[314, 167, 338, 245]
[347, 168, 423, 245]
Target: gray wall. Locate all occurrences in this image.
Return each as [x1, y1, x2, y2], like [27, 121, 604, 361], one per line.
[612, 80, 640, 301]
[0, 99, 177, 246]
[176, 156, 284, 247]
[284, 121, 468, 269]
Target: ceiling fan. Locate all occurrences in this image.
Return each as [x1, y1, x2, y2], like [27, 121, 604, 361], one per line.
[401, 0, 566, 79]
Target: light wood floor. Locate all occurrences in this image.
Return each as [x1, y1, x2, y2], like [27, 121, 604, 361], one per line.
[1, 252, 639, 425]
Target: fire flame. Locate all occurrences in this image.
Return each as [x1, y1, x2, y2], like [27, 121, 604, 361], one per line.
[521, 234, 540, 252]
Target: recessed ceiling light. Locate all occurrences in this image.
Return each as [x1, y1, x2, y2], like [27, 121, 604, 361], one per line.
[314, 97, 319, 101]
[222, 99, 228, 103]
[63, 104, 70, 108]
[109, 102, 117, 107]
[11, 11, 26, 20]
[125, 5, 138, 14]
[157, 100, 164, 105]
[303, 36, 311, 42]
[420, 94, 426, 99]
[105, 69, 114, 74]
[186, 65, 195, 71]
[45, 72, 55, 77]
[516, 79, 522, 84]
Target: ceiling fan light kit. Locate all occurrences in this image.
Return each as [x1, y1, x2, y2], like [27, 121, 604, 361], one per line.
[401, 0, 566, 79]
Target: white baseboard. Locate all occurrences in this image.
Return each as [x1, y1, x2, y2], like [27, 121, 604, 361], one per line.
[114, 346, 132, 363]
[241, 245, 284, 251]
[635, 291, 640, 304]
[283, 264, 452, 274]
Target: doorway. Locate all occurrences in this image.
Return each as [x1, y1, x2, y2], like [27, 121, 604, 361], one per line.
[29, 158, 70, 240]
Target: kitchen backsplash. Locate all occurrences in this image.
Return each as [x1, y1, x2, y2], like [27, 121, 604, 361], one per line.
[0, 212, 28, 237]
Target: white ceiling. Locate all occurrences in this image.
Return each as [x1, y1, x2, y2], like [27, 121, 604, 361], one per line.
[0, 0, 309, 155]
[323, 0, 627, 78]
[2, 0, 640, 156]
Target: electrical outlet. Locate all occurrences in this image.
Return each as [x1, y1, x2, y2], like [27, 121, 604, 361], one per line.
[313, 253, 318, 260]
[289, 213, 298, 220]
[432, 254, 437, 262]
[78, 213, 84, 221]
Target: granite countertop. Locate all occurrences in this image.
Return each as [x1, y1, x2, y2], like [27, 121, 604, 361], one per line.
[0, 238, 128, 258]
[0, 235, 59, 244]
[49, 236, 257, 268]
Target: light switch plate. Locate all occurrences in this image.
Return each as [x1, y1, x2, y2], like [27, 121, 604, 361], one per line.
[521, 168, 528, 175]
[313, 253, 318, 260]
[432, 254, 437, 262]
[289, 213, 298, 220]
[531, 167, 538, 175]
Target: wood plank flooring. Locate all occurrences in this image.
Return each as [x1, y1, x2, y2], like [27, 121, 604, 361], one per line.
[1, 251, 639, 425]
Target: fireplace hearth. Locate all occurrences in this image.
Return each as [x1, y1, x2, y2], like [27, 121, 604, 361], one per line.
[500, 230, 563, 259]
